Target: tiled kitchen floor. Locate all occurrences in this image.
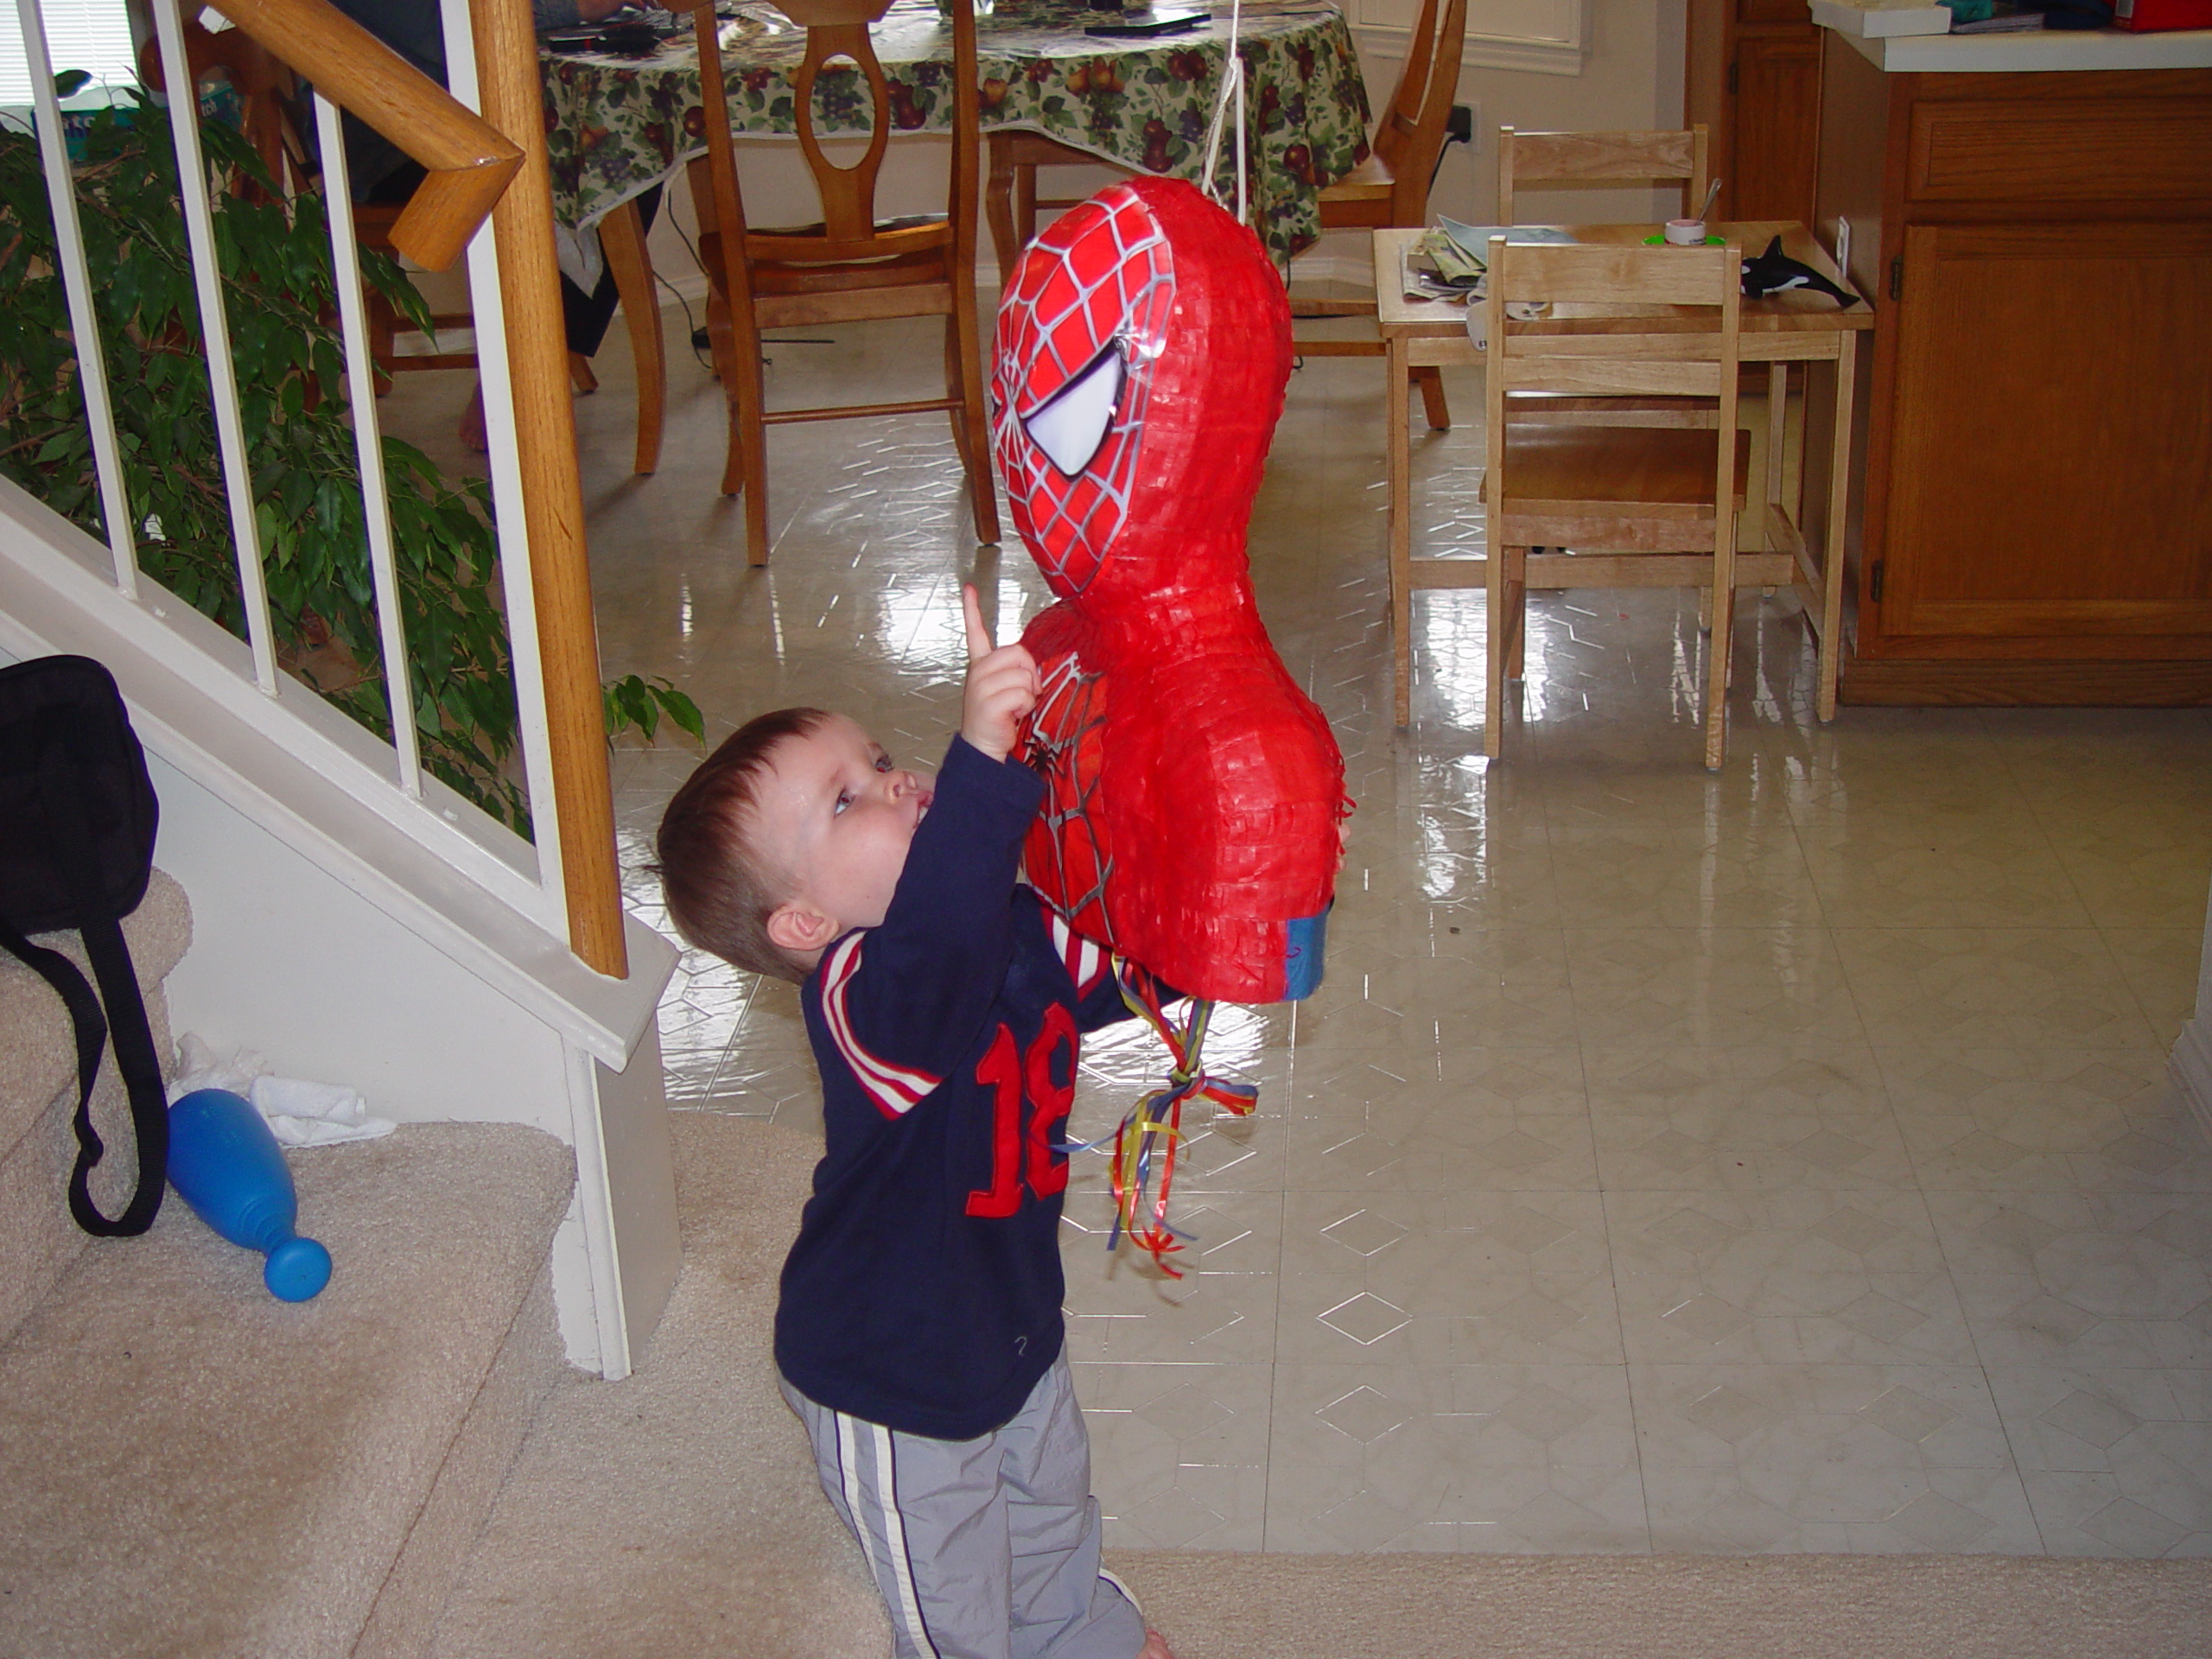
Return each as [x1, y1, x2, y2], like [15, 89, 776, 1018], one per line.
[391, 289, 2212, 1558]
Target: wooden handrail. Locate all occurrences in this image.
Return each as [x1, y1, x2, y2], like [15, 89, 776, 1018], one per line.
[207, 0, 521, 270]
[473, 0, 628, 979]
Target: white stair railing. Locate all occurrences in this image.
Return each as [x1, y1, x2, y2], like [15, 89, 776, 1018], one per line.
[5, 0, 627, 977]
[3, 0, 679, 1375]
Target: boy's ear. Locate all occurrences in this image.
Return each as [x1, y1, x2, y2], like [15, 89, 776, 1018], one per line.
[766, 899, 839, 957]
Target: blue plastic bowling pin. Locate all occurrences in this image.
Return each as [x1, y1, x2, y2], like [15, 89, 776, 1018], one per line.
[167, 1088, 332, 1301]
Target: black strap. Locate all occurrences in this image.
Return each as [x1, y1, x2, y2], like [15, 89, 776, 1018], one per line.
[0, 914, 112, 1204]
[36, 709, 167, 1236]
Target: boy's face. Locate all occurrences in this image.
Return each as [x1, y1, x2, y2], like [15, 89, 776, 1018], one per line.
[755, 715, 933, 946]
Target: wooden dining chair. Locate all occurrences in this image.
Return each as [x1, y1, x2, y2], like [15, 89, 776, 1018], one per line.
[350, 194, 665, 474]
[1291, 0, 1468, 433]
[148, 11, 664, 470]
[680, 0, 998, 565]
[1495, 125, 1710, 225]
[1481, 238, 1748, 769]
[137, 19, 311, 200]
[1496, 122, 1782, 599]
[984, 131, 1116, 284]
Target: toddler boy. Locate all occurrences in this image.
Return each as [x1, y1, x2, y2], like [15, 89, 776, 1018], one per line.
[655, 588, 1174, 1659]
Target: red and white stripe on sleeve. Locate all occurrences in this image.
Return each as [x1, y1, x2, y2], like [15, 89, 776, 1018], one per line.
[819, 934, 942, 1119]
[1047, 912, 1109, 998]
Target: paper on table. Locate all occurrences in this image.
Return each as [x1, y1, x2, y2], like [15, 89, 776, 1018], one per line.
[1463, 299, 1556, 354]
[1402, 242, 1483, 304]
[1436, 218, 1577, 267]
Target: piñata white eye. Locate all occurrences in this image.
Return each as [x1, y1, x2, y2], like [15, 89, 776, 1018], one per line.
[1021, 344, 1125, 478]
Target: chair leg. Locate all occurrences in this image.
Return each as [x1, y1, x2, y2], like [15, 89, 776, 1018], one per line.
[458, 379, 486, 454]
[946, 308, 1001, 544]
[703, 285, 739, 393]
[367, 293, 397, 397]
[601, 196, 665, 475]
[1414, 365, 1451, 432]
[1506, 545, 1527, 680]
[569, 352, 599, 394]
[1765, 360, 1789, 512]
[1704, 579, 1733, 770]
[1014, 162, 1038, 255]
[1485, 543, 1516, 760]
[984, 137, 1020, 287]
[720, 295, 771, 564]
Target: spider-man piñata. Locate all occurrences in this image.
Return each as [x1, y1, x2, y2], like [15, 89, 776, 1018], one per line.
[993, 175, 1344, 1003]
[993, 178, 1347, 1268]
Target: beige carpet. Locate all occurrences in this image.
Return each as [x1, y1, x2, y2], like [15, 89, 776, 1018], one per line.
[0, 1121, 574, 1659]
[1111, 1549, 2212, 1659]
[435, 1113, 2211, 1659]
[428, 1114, 890, 1659]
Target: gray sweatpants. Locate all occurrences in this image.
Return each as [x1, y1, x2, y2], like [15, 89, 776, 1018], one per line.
[780, 1351, 1147, 1659]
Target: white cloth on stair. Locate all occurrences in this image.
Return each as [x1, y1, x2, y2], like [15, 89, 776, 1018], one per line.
[168, 1033, 396, 1147]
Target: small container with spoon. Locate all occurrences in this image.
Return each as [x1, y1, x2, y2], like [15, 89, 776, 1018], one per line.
[1665, 177, 1726, 245]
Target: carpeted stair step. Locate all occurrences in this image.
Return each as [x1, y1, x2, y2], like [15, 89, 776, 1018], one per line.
[426, 1113, 888, 1659]
[0, 868, 193, 1342]
[0, 1119, 575, 1659]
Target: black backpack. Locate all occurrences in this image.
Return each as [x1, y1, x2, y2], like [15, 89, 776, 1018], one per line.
[0, 654, 168, 1236]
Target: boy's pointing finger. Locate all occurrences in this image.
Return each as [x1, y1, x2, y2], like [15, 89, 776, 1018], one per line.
[962, 583, 994, 662]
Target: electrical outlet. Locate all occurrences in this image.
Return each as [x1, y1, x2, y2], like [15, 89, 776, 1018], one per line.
[1446, 104, 1474, 148]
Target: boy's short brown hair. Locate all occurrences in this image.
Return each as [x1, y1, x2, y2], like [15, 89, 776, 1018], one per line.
[652, 707, 830, 983]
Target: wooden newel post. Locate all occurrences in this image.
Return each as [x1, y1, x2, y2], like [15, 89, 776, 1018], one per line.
[473, 0, 628, 979]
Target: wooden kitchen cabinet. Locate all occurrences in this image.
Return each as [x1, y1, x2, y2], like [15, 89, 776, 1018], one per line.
[1687, 0, 1824, 226]
[1816, 40, 2212, 703]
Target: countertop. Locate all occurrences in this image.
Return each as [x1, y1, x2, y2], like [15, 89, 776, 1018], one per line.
[1823, 22, 2212, 71]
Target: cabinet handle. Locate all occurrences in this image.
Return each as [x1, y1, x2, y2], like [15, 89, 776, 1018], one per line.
[1889, 254, 1904, 302]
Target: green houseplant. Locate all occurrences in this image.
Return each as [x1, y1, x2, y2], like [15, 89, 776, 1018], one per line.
[0, 76, 698, 834]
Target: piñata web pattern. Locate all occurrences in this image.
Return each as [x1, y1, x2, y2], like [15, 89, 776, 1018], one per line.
[992, 185, 1175, 594]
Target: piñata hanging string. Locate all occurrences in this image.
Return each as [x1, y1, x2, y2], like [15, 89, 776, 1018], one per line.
[1198, 0, 1248, 225]
[1060, 963, 1258, 1278]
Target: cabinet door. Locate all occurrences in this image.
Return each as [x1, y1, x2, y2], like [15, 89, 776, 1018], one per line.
[1882, 222, 2212, 646]
[1732, 32, 1821, 225]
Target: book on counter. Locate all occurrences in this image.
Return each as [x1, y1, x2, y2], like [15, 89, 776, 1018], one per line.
[1807, 1, 1955, 36]
[1944, 0, 2046, 28]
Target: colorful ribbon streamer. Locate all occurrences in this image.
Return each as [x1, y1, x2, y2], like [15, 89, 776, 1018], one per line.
[1093, 965, 1259, 1278]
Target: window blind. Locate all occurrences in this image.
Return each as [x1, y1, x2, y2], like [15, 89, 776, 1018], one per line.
[2, 0, 140, 108]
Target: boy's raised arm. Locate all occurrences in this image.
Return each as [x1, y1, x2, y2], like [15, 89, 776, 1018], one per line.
[806, 591, 1044, 1113]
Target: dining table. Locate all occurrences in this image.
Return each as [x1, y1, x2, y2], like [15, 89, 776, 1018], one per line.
[540, 0, 1373, 269]
[1371, 222, 1877, 728]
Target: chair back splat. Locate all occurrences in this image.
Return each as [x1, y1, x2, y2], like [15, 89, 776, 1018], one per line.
[1288, 0, 1466, 431]
[1495, 125, 1711, 226]
[683, 0, 998, 563]
[1480, 238, 1745, 768]
[1367, 0, 1467, 226]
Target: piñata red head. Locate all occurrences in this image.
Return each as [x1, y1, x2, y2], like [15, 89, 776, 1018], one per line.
[992, 177, 1345, 1004]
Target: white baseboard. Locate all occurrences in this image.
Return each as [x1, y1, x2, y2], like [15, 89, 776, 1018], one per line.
[2174, 1019, 2212, 1150]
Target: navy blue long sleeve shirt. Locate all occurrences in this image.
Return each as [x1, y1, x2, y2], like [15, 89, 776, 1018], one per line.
[774, 736, 1140, 1440]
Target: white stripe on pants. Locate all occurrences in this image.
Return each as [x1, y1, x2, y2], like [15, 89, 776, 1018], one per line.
[781, 1352, 1146, 1659]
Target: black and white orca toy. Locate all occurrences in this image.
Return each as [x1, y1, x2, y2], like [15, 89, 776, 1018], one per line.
[1740, 236, 1858, 308]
